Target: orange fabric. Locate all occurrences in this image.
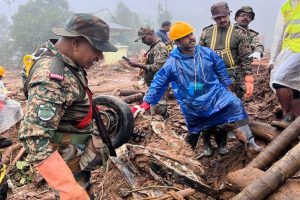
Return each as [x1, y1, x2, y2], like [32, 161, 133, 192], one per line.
[36, 151, 89, 200]
[244, 75, 254, 100]
[76, 90, 93, 129]
[0, 100, 4, 111]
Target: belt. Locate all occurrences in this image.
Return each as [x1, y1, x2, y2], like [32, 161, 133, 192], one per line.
[51, 132, 91, 144]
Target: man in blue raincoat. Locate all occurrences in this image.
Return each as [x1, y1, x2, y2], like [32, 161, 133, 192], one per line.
[132, 21, 262, 156]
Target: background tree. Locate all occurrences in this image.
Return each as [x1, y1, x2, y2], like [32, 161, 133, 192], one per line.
[0, 13, 14, 67]
[9, 0, 72, 61]
[111, 1, 149, 55]
[157, 2, 172, 28]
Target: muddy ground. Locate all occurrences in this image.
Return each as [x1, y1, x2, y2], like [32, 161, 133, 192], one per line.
[2, 59, 292, 200]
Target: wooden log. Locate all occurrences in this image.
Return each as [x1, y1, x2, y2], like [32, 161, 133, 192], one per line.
[232, 142, 300, 200]
[121, 93, 144, 104]
[227, 167, 264, 191]
[248, 116, 300, 169]
[140, 188, 195, 200]
[227, 168, 300, 200]
[119, 89, 145, 96]
[249, 121, 281, 142]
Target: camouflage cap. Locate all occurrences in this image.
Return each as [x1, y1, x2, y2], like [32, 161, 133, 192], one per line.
[134, 27, 154, 42]
[235, 6, 255, 20]
[52, 13, 118, 52]
[211, 2, 231, 19]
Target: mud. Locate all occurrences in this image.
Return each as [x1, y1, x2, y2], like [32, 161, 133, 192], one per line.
[2, 61, 297, 200]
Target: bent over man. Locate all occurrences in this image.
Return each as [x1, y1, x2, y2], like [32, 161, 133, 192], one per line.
[132, 21, 262, 156]
[19, 13, 118, 199]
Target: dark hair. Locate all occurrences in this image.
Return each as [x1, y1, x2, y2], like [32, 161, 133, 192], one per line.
[162, 20, 171, 27]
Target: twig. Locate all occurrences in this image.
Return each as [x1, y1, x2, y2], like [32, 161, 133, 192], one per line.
[124, 185, 180, 196]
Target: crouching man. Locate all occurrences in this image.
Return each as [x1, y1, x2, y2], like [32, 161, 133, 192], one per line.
[132, 21, 262, 156]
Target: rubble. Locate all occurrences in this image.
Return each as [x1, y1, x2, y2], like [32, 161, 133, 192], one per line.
[2, 62, 299, 199]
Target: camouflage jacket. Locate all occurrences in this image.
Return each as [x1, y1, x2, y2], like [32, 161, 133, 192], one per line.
[19, 40, 92, 164]
[245, 26, 264, 56]
[144, 39, 168, 86]
[199, 23, 253, 75]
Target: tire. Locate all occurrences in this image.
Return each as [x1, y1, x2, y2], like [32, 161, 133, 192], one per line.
[93, 95, 134, 148]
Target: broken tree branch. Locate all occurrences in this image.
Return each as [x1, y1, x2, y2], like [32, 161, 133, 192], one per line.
[248, 116, 300, 170]
[232, 142, 300, 200]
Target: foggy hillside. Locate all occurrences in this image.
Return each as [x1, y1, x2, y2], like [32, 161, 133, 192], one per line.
[0, 0, 286, 49]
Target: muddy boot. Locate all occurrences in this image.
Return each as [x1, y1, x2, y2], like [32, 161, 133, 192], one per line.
[227, 131, 236, 141]
[0, 138, 12, 148]
[214, 131, 229, 155]
[271, 114, 294, 129]
[203, 132, 213, 156]
[185, 133, 200, 149]
[236, 125, 263, 154]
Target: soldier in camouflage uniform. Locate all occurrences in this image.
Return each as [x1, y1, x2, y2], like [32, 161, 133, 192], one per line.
[199, 2, 258, 155]
[19, 13, 118, 199]
[199, 2, 253, 100]
[127, 27, 169, 117]
[235, 6, 264, 60]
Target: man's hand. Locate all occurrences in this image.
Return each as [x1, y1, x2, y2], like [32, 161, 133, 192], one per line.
[267, 63, 274, 74]
[248, 52, 261, 60]
[131, 102, 150, 118]
[126, 60, 148, 70]
[244, 75, 254, 100]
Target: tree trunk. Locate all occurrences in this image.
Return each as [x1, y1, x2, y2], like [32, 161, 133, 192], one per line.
[249, 121, 281, 142]
[232, 142, 300, 200]
[248, 117, 300, 169]
[122, 93, 144, 104]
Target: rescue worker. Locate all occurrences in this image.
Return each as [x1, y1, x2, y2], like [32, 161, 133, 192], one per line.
[199, 2, 255, 152]
[0, 66, 7, 101]
[0, 66, 23, 133]
[127, 27, 169, 116]
[156, 20, 172, 45]
[269, 0, 300, 128]
[18, 13, 118, 199]
[199, 2, 253, 100]
[235, 6, 264, 60]
[132, 21, 262, 156]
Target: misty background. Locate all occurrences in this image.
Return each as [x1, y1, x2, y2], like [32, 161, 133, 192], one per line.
[0, 0, 285, 68]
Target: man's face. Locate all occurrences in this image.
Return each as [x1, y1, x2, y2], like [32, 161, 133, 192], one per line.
[73, 38, 103, 69]
[235, 12, 253, 27]
[177, 33, 196, 51]
[165, 25, 171, 32]
[214, 15, 230, 28]
[142, 33, 154, 45]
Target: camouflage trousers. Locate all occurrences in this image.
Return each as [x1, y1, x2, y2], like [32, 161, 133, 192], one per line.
[53, 135, 109, 199]
[227, 68, 245, 99]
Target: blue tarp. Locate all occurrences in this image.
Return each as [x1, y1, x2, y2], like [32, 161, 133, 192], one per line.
[144, 45, 248, 134]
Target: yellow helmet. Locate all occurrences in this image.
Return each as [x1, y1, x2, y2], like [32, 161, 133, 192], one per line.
[169, 21, 195, 41]
[0, 66, 5, 76]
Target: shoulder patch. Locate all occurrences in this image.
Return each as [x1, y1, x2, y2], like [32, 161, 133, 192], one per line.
[38, 104, 56, 121]
[249, 29, 259, 35]
[49, 56, 65, 81]
[202, 24, 213, 30]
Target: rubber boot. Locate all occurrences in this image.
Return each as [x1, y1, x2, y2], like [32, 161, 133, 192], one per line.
[236, 125, 263, 154]
[214, 131, 229, 155]
[203, 132, 213, 156]
[0, 138, 12, 148]
[271, 114, 294, 129]
[185, 133, 200, 149]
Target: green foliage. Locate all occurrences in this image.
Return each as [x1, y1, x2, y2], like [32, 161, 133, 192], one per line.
[15, 161, 34, 186]
[157, 2, 172, 27]
[9, 0, 72, 57]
